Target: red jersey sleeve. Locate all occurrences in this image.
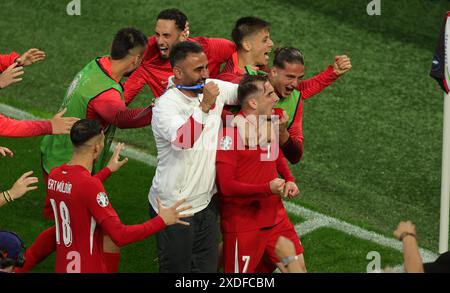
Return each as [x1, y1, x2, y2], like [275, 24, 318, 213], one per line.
[123, 65, 149, 105]
[83, 177, 166, 247]
[0, 114, 52, 137]
[0, 52, 20, 72]
[100, 215, 166, 247]
[82, 178, 117, 225]
[200, 37, 236, 78]
[280, 136, 303, 164]
[93, 167, 112, 182]
[216, 71, 244, 84]
[123, 36, 157, 104]
[297, 65, 339, 99]
[273, 107, 303, 164]
[172, 107, 206, 149]
[88, 89, 152, 129]
[276, 151, 295, 182]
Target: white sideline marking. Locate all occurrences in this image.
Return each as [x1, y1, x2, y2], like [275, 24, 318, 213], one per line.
[0, 103, 41, 120]
[286, 202, 438, 264]
[294, 218, 330, 236]
[1, 102, 440, 268]
[0, 102, 158, 167]
[110, 141, 157, 167]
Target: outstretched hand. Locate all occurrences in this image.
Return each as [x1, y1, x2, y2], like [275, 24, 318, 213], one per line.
[0, 146, 13, 157]
[16, 48, 46, 66]
[9, 171, 39, 201]
[107, 142, 129, 172]
[157, 197, 193, 226]
[0, 63, 23, 89]
[50, 108, 79, 134]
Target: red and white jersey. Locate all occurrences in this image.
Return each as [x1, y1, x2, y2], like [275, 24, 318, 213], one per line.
[47, 164, 116, 273]
[215, 117, 295, 233]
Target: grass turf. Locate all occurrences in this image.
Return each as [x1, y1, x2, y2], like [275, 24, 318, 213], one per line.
[302, 227, 404, 272]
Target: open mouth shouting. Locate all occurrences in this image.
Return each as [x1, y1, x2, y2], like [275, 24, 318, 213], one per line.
[159, 46, 169, 56]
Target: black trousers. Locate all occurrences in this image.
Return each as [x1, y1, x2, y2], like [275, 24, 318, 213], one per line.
[149, 195, 219, 273]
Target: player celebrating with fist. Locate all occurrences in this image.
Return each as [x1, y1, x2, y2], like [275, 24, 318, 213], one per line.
[216, 74, 306, 273]
[149, 41, 239, 273]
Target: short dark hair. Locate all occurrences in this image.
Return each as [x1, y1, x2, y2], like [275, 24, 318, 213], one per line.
[110, 27, 148, 60]
[70, 119, 102, 148]
[238, 74, 270, 105]
[273, 47, 305, 68]
[157, 8, 188, 31]
[231, 16, 270, 50]
[169, 41, 204, 67]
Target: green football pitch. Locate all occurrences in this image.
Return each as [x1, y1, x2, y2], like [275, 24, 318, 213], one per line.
[0, 0, 449, 272]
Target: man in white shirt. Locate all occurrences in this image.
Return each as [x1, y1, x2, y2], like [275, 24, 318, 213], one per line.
[149, 41, 238, 272]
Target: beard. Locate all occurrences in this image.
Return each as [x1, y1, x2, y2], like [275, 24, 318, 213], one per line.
[192, 78, 206, 93]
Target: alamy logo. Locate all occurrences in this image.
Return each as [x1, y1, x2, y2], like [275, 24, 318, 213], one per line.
[366, 251, 381, 272]
[67, 0, 81, 16]
[367, 0, 381, 16]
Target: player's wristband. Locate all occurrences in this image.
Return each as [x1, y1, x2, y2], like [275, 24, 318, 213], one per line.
[2, 191, 10, 203]
[281, 255, 298, 267]
[399, 232, 416, 241]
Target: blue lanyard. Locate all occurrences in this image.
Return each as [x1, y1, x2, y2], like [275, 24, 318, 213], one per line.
[175, 83, 205, 91]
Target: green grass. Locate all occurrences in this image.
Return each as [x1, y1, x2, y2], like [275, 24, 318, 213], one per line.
[287, 212, 307, 225]
[1, 0, 449, 272]
[302, 227, 404, 273]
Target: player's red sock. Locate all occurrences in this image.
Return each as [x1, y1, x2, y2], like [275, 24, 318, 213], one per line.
[15, 226, 56, 273]
[103, 252, 120, 273]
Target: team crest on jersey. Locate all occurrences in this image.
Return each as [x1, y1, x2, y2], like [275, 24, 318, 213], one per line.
[220, 136, 232, 150]
[96, 192, 109, 207]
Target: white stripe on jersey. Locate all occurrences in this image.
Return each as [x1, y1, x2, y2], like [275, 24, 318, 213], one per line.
[234, 238, 239, 273]
[90, 217, 96, 255]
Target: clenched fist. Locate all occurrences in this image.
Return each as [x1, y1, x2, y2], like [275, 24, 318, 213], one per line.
[270, 178, 286, 195]
[333, 55, 352, 76]
[200, 81, 220, 113]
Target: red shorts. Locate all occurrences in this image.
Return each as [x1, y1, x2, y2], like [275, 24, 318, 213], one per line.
[223, 213, 303, 273]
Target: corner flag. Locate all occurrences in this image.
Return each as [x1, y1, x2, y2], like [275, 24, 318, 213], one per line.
[432, 11, 450, 254]
[431, 12, 450, 93]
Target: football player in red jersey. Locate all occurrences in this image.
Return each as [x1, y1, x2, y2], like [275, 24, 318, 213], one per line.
[216, 17, 351, 164]
[123, 8, 236, 103]
[216, 75, 306, 273]
[46, 119, 192, 273]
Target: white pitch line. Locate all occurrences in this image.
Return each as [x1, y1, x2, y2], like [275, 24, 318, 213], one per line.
[0, 102, 158, 167]
[1, 102, 440, 266]
[285, 201, 439, 263]
[294, 218, 330, 236]
[110, 141, 157, 167]
[0, 103, 41, 120]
